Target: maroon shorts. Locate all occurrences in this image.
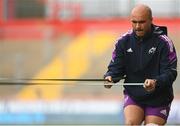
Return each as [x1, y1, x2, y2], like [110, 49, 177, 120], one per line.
[124, 92, 171, 120]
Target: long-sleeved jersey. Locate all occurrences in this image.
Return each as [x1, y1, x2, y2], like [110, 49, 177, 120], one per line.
[105, 25, 177, 107]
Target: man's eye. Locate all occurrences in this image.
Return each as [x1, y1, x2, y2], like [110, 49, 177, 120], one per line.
[139, 21, 145, 24]
[132, 21, 137, 23]
[132, 21, 145, 24]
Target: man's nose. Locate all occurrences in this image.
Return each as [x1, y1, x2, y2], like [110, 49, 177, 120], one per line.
[135, 23, 140, 29]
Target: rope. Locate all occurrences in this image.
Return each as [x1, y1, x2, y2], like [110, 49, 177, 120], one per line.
[0, 77, 144, 86]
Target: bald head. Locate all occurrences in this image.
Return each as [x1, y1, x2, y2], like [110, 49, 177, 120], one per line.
[131, 4, 152, 20]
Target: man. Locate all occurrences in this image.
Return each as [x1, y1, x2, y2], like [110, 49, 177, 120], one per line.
[104, 4, 177, 125]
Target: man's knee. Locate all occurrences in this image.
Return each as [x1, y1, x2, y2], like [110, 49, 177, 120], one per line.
[125, 119, 133, 125]
[125, 119, 141, 125]
[145, 123, 159, 126]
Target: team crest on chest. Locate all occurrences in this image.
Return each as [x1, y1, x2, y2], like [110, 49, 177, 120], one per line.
[148, 47, 156, 54]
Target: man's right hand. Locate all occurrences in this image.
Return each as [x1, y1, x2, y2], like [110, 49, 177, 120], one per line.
[104, 76, 113, 89]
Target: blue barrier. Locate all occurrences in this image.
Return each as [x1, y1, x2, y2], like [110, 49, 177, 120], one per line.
[0, 113, 45, 124]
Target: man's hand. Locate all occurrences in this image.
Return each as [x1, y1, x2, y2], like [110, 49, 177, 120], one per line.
[144, 79, 157, 92]
[104, 76, 113, 89]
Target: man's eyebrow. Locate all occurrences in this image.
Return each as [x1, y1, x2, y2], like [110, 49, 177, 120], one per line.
[131, 20, 146, 23]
